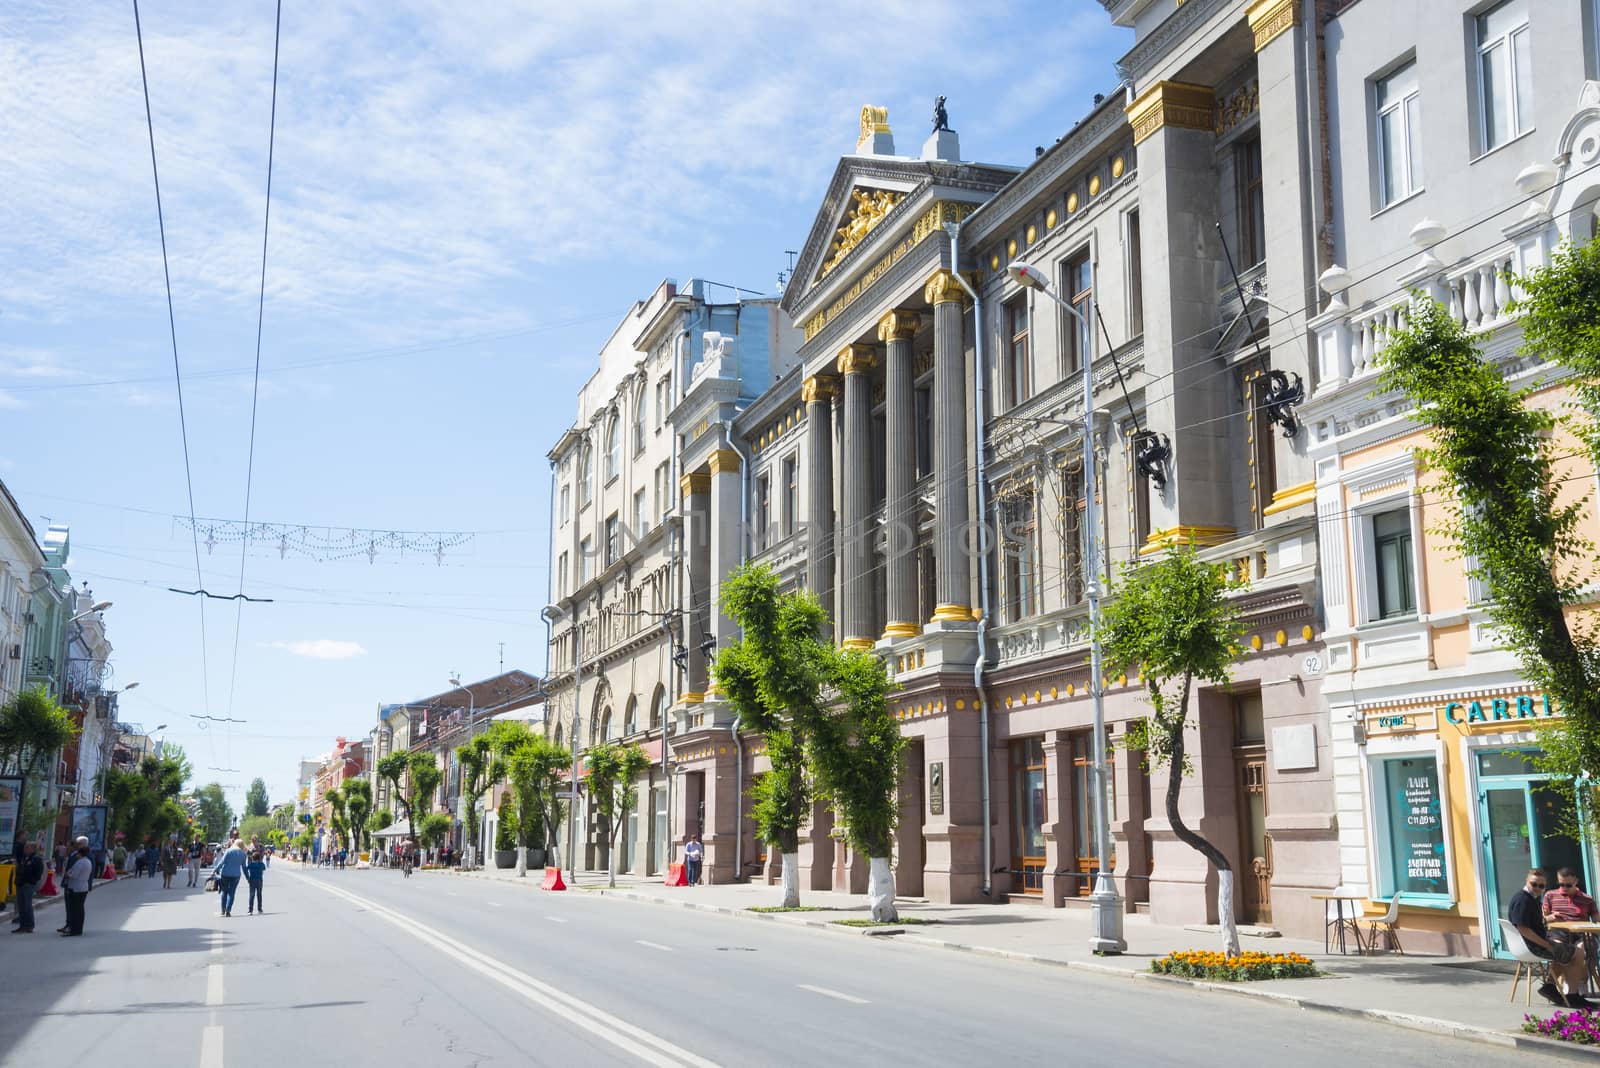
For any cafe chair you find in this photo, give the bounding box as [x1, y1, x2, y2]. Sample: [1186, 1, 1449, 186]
[1499, 919, 1551, 1006]
[1363, 893, 1404, 955]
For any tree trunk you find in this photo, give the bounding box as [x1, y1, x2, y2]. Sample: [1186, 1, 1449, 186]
[780, 852, 800, 908]
[868, 857, 897, 922]
[1160, 675, 1240, 957]
[514, 845, 527, 878]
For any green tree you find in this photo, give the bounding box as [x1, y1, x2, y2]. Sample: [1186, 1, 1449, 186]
[238, 814, 275, 845]
[1101, 544, 1247, 956]
[267, 828, 288, 850]
[244, 777, 270, 817]
[418, 812, 452, 857]
[494, 802, 517, 853]
[713, 564, 831, 906]
[0, 686, 79, 854]
[410, 754, 443, 816]
[455, 733, 503, 869]
[495, 723, 569, 878]
[191, 782, 233, 844]
[377, 752, 441, 848]
[810, 647, 903, 921]
[584, 742, 650, 887]
[1381, 276, 1600, 817]
[344, 779, 373, 853]
[366, 808, 393, 838]
[323, 786, 348, 853]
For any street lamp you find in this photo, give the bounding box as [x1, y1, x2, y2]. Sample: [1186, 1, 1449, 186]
[67, 601, 112, 624]
[1008, 259, 1126, 955]
[447, 675, 477, 867]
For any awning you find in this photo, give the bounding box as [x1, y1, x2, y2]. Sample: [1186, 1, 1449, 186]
[370, 821, 415, 839]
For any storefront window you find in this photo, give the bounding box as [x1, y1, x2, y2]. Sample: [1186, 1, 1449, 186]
[1378, 755, 1450, 901]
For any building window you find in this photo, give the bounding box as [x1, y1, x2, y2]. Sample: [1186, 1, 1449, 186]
[1001, 488, 1037, 623]
[1010, 736, 1047, 895]
[1125, 210, 1143, 338]
[1071, 729, 1115, 895]
[557, 552, 569, 596]
[1131, 442, 1152, 556]
[655, 377, 669, 428]
[1376, 60, 1423, 207]
[634, 488, 648, 540]
[914, 384, 934, 479]
[782, 455, 797, 539]
[654, 461, 670, 520]
[1478, 0, 1532, 152]
[624, 696, 638, 736]
[579, 447, 593, 508]
[649, 685, 665, 729]
[633, 383, 647, 455]
[1374, 755, 1450, 900]
[600, 706, 613, 743]
[579, 536, 593, 583]
[559, 484, 571, 525]
[605, 415, 621, 483]
[1063, 251, 1093, 374]
[1004, 295, 1030, 409]
[1247, 372, 1277, 530]
[755, 473, 771, 551]
[1061, 467, 1085, 606]
[604, 514, 621, 567]
[1235, 136, 1265, 267]
[1373, 507, 1417, 619]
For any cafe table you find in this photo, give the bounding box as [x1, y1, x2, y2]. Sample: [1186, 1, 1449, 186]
[1310, 893, 1369, 955]
[1548, 920, 1600, 991]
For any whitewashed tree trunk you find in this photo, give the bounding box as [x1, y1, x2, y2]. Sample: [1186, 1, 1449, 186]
[514, 845, 527, 878]
[1217, 868, 1241, 957]
[868, 857, 897, 922]
[780, 852, 800, 908]
[608, 825, 618, 888]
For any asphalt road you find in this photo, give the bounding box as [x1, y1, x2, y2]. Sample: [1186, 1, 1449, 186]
[0, 865, 1532, 1066]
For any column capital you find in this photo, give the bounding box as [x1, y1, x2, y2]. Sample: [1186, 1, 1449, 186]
[802, 374, 838, 403]
[1125, 80, 1214, 146]
[679, 471, 711, 498]
[923, 269, 971, 307]
[708, 448, 741, 475]
[1246, 0, 1297, 51]
[877, 309, 922, 342]
[836, 344, 878, 376]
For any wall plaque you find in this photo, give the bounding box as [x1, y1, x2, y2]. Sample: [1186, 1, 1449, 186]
[929, 762, 945, 816]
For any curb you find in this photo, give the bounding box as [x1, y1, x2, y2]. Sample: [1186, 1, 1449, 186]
[562, 883, 1596, 1060]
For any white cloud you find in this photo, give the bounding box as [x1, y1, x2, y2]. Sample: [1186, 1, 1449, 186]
[267, 639, 367, 660]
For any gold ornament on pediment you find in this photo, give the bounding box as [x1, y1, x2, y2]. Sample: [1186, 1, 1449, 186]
[858, 105, 891, 148]
[820, 187, 904, 277]
[1214, 79, 1259, 137]
[877, 309, 921, 342]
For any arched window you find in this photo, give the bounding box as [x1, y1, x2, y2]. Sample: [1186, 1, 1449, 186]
[623, 695, 638, 736]
[600, 706, 614, 742]
[579, 445, 594, 507]
[554, 722, 563, 748]
[649, 684, 666, 730]
[604, 413, 621, 482]
[633, 382, 647, 455]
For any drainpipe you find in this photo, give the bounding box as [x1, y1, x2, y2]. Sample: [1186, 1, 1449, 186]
[721, 419, 750, 882]
[943, 220, 994, 898]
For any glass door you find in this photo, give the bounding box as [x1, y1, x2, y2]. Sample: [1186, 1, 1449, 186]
[1481, 786, 1533, 957]
[1010, 738, 1046, 895]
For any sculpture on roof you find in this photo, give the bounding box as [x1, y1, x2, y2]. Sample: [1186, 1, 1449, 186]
[932, 95, 950, 133]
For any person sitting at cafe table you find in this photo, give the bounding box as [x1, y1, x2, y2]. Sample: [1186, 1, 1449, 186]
[1512, 868, 1594, 1009]
[1544, 868, 1600, 923]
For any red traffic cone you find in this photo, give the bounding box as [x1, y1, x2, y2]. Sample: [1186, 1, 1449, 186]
[37, 869, 58, 897]
[101, 861, 116, 881]
[540, 865, 567, 891]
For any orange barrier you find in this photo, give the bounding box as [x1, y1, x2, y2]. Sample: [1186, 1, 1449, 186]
[541, 865, 567, 891]
[664, 862, 687, 887]
[37, 869, 58, 897]
[101, 862, 116, 881]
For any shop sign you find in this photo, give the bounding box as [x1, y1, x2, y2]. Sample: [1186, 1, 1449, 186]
[1365, 709, 1437, 737]
[1384, 756, 1448, 896]
[1444, 693, 1558, 726]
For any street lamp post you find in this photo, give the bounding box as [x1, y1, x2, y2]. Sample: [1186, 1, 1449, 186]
[567, 626, 582, 883]
[447, 675, 476, 867]
[1007, 260, 1126, 955]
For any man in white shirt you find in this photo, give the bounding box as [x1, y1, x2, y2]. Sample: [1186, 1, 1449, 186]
[61, 837, 93, 936]
[684, 835, 704, 886]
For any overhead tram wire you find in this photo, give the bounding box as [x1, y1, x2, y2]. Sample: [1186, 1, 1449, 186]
[226, 0, 285, 742]
[132, 0, 213, 743]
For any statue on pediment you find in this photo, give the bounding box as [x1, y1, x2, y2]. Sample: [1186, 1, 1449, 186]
[821, 187, 903, 276]
[933, 96, 949, 133]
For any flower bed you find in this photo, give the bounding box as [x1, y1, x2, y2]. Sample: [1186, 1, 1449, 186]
[1524, 1009, 1600, 1045]
[1150, 950, 1318, 982]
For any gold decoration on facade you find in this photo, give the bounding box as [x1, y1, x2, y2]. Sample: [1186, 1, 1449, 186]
[923, 269, 970, 307]
[883, 621, 922, 639]
[877, 309, 921, 342]
[1045, 208, 1058, 229]
[1301, 624, 1314, 641]
[858, 105, 891, 148]
[708, 448, 742, 475]
[836, 344, 878, 376]
[821, 188, 905, 277]
[1007, 238, 1018, 257]
[1088, 175, 1101, 197]
[931, 603, 974, 622]
[990, 253, 1001, 271]
[1214, 79, 1260, 136]
[841, 637, 874, 651]
[1067, 191, 1079, 213]
[1111, 155, 1125, 179]
[1139, 524, 1235, 554]
[679, 471, 711, 497]
[681, 691, 705, 704]
[1246, 0, 1297, 51]
[1263, 479, 1316, 515]
[802, 201, 975, 341]
[1025, 224, 1037, 245]
[1125, 80, 1215, 145]
[1275, 629, 1288, 647]
[1249, 635, 1263, 651]
[801, 374, 837, 403]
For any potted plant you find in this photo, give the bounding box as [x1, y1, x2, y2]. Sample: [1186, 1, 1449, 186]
[494, 807, 518, 869]
[525, 805, 546, 870]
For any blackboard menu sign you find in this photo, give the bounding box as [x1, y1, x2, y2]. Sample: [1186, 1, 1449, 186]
[1385, 756, 1448, 896]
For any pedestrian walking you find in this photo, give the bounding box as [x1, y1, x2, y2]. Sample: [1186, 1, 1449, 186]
[245, 851, 266, 915]
[186, 843, 201, 887]
[160, 841, 179, 889]
[684, 834, 704, 886]
[212, 838, 248, 918]
[60, 837, 92, 936]
[12, 842, 44, 934]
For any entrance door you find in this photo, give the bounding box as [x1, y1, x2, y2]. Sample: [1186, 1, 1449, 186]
[1010, 737, 1046, 895]
[1072, 730, 1116, 895]
[1233, 694, 1271, 924]
[1479, 749, 1593, 958]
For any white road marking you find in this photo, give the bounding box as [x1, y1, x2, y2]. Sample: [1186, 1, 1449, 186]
[545, 915, 568, 923]
[200, 1025, 224, 1068]
[292, 871, 715, 1067]
[205, 964, 225, 1007]
[635, 940, 673, 952]
[797, 984, 868, 1005]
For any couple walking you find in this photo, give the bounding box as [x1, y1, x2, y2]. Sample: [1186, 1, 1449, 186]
[211, 838, 267, 917]
[13, 837, 93, 936]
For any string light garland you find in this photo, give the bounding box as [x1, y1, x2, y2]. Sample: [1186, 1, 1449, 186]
[174, 515, 474, 565]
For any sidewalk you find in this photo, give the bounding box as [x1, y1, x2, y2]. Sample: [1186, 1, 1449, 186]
[456, 864, 1592, 1058]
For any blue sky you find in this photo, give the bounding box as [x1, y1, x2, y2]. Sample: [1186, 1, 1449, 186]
[0, 1, 1130, 808]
